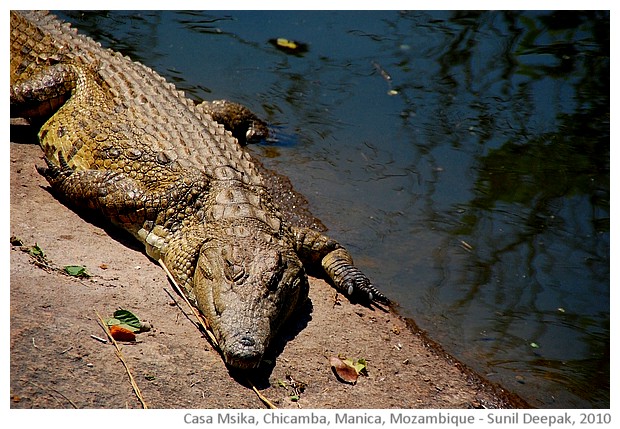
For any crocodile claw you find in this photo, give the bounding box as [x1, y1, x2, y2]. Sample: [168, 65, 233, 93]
[322, 247, 390, 306]
[366, 283, 390, 305]
[37, 151, 73, 182]
[342, 267, 390, 305]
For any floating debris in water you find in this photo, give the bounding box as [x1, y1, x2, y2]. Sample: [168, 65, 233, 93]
[372, 60, 399, 95]
[269, 38, 308, 55]
[372, 60, 392, 82]
[459, 240, 474, 252]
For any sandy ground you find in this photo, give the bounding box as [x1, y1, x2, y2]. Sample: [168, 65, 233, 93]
[9, 126, 530, 409]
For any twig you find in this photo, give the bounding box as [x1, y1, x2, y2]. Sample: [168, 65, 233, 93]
[90, 334, 108, 343]
[94, 309, 148, 409]
[158, 259, 219, 348]
[249, 380, 278, 409]
[59, 346, 73, 355]
[459, 239, 473, 252]
[28, 381, 78, 409]
[163, 287, 202, 331]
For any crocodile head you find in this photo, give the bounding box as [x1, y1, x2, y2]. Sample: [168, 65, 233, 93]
[193, 234, 309, 370]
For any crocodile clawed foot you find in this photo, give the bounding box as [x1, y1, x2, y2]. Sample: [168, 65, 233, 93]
[365, 284, 391, 306]
[342, 269, 390, 306]
[322, 247, 391, 306]
[365, 282, 391, 306]
[37, 151, 74, 183]
[197, 99, 270, 145]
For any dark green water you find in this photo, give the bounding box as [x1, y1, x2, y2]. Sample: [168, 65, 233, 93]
[55, 10, 610, 408]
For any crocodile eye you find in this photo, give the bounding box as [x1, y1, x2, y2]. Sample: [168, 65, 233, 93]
[224, 259, 246, 284]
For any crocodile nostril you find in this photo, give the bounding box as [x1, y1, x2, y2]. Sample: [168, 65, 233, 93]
[239, 336, 256, 347]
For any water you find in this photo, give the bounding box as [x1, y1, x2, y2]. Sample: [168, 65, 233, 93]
[55, 10, 610, 408]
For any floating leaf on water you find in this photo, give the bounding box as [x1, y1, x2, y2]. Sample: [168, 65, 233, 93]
[268, 37, 308, 55]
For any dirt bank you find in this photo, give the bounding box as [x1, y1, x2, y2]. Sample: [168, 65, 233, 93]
[10, 133, 529, 409]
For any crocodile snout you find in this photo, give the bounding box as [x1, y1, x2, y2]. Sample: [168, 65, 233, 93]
[222, 333, 265, 370]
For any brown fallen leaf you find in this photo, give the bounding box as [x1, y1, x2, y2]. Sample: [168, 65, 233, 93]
[109, 324, 136, 342]
[329, 356, 359, 384]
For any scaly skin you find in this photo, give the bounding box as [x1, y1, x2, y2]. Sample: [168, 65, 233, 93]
[10, 10, 389, 370]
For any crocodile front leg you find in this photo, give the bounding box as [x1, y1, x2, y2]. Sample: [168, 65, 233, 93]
[292, 227, 389, 305]
[37, 152, 152, 225]
[37, 152, 209, 304]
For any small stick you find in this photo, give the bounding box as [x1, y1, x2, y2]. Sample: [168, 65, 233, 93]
[249, 380, 277, 409]
[95, 309, 148, 409]
[90, 334, 108, 343]
[459, 239, 473, 252]
[163, 288, 201, 329]
[28, 381, 78, 409]
[59, 346, 73, 355]
[158, 259, 219, 348]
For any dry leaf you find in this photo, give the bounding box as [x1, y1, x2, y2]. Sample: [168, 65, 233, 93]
[343, 357, 368, 375]
[109, 325, 136, 341]
[329, 356, 359, 384]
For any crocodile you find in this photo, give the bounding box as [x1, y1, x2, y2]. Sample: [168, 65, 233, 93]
[10, 10, 389, 370]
